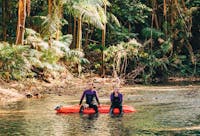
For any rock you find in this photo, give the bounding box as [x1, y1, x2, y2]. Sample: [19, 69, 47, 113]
[25, 93, 33, 98]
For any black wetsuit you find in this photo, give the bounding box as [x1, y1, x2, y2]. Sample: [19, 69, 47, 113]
[79, 89, 100, 113]
[110, 92, 123, 115]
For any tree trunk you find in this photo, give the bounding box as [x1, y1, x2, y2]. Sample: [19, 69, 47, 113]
[181, 0, 187, 11]
[128, 22, 131, 33]
[76, 15, 82, 76]
[101, 4, 107, 77]
[163, 0, 168, 37]
[89, 26, 94, 42]
[174, 0, 178, 5]
[26, 0, 31, 16]
[163, 0, 167, 17]
[71, 17, 77, 49]
[68, 15, 72, 34]
[76, 15, 82, 50]
[152, 0, 159, 29]
[2, 0, 7, 41]
[48, 0, 52, 15]
[185, 41, 195, 64]
[101, 26, 106, 77]
[56, 2, 63, 40]
[16, 0, 27, 45]
[56, 29, 60, 40]
[48, 0, 53, 46]
[84, 24, 89, 47]
[170, 0, 177, 25]
[154, 14, 159, 29]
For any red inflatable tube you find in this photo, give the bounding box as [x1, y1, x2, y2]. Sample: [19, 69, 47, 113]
[55, 105, 136, 114]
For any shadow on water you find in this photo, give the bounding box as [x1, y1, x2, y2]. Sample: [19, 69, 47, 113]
[1, 85, 200, 135]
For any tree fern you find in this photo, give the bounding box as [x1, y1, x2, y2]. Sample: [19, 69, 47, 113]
[0, 43, 31, 80]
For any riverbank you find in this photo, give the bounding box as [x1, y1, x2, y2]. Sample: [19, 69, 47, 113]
[0, 75, 200, 104]
[0, 74, 118, 103]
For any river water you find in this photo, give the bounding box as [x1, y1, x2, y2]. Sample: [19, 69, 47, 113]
[0, 85, 200, 136]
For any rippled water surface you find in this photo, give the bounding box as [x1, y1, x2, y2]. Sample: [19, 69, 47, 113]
[1, 85, 200, 136]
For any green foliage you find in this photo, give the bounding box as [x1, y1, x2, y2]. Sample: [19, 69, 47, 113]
[160, 39, 172, 54]
[41, 1, 67, 38]
[59, 35, 73, 47]
[0, 27, 87, 80]
[63, 49, 89, 73]
[142, 27, 164, 39]
[107, 13, 120, 27]
[0, 0, 200, 82]
[139, 52, 170, 83]
[63, 49, 89, 64]
[168, 54, 199, 76]
[0, 27, 2, 40]
[25, 28, 41, 38]
[105, 24, 137, 44]
[0, 42, 65, 80]
[138, 37, 173, 83]
[27, 16, 46, 32]
[127, 2, 152, 24]
[40, 49, 60, 64]
[0, 43, 32, 80]
[111, 0, 151, 25]
[186, 0, 200, 7]
[30, 0, 48, 16]
[194, 53, 200, 75]
[66, 0, 109, 30]
[28, 48, 64, 72]
[104, 39, 142, 76]
[41, 15, 61, 38]
[100, 0, 152, 45]
[88, 44, 107, 52]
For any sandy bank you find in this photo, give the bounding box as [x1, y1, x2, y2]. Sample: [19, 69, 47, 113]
[0, 76, 200, 104]
[0, 87, 24, 103]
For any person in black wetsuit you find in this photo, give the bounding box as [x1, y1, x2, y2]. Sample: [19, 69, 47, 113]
[109, 87, 123, 116]
[79, 81, 100, 114]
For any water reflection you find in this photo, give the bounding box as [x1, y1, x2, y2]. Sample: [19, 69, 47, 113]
[80, 114, 99, 134]
[108, 117, 130, 136]
[1, 87, 200, 135]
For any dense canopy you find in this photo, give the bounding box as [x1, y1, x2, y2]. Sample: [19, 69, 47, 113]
[0, 0, 199, 83]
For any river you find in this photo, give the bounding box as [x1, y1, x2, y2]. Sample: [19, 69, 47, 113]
[0, 85, 200, 136]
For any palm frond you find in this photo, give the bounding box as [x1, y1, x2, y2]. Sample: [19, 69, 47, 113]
[107, 13, 120, 27]
[71, 0, 107, 29]
[64, 50, 86, 64]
